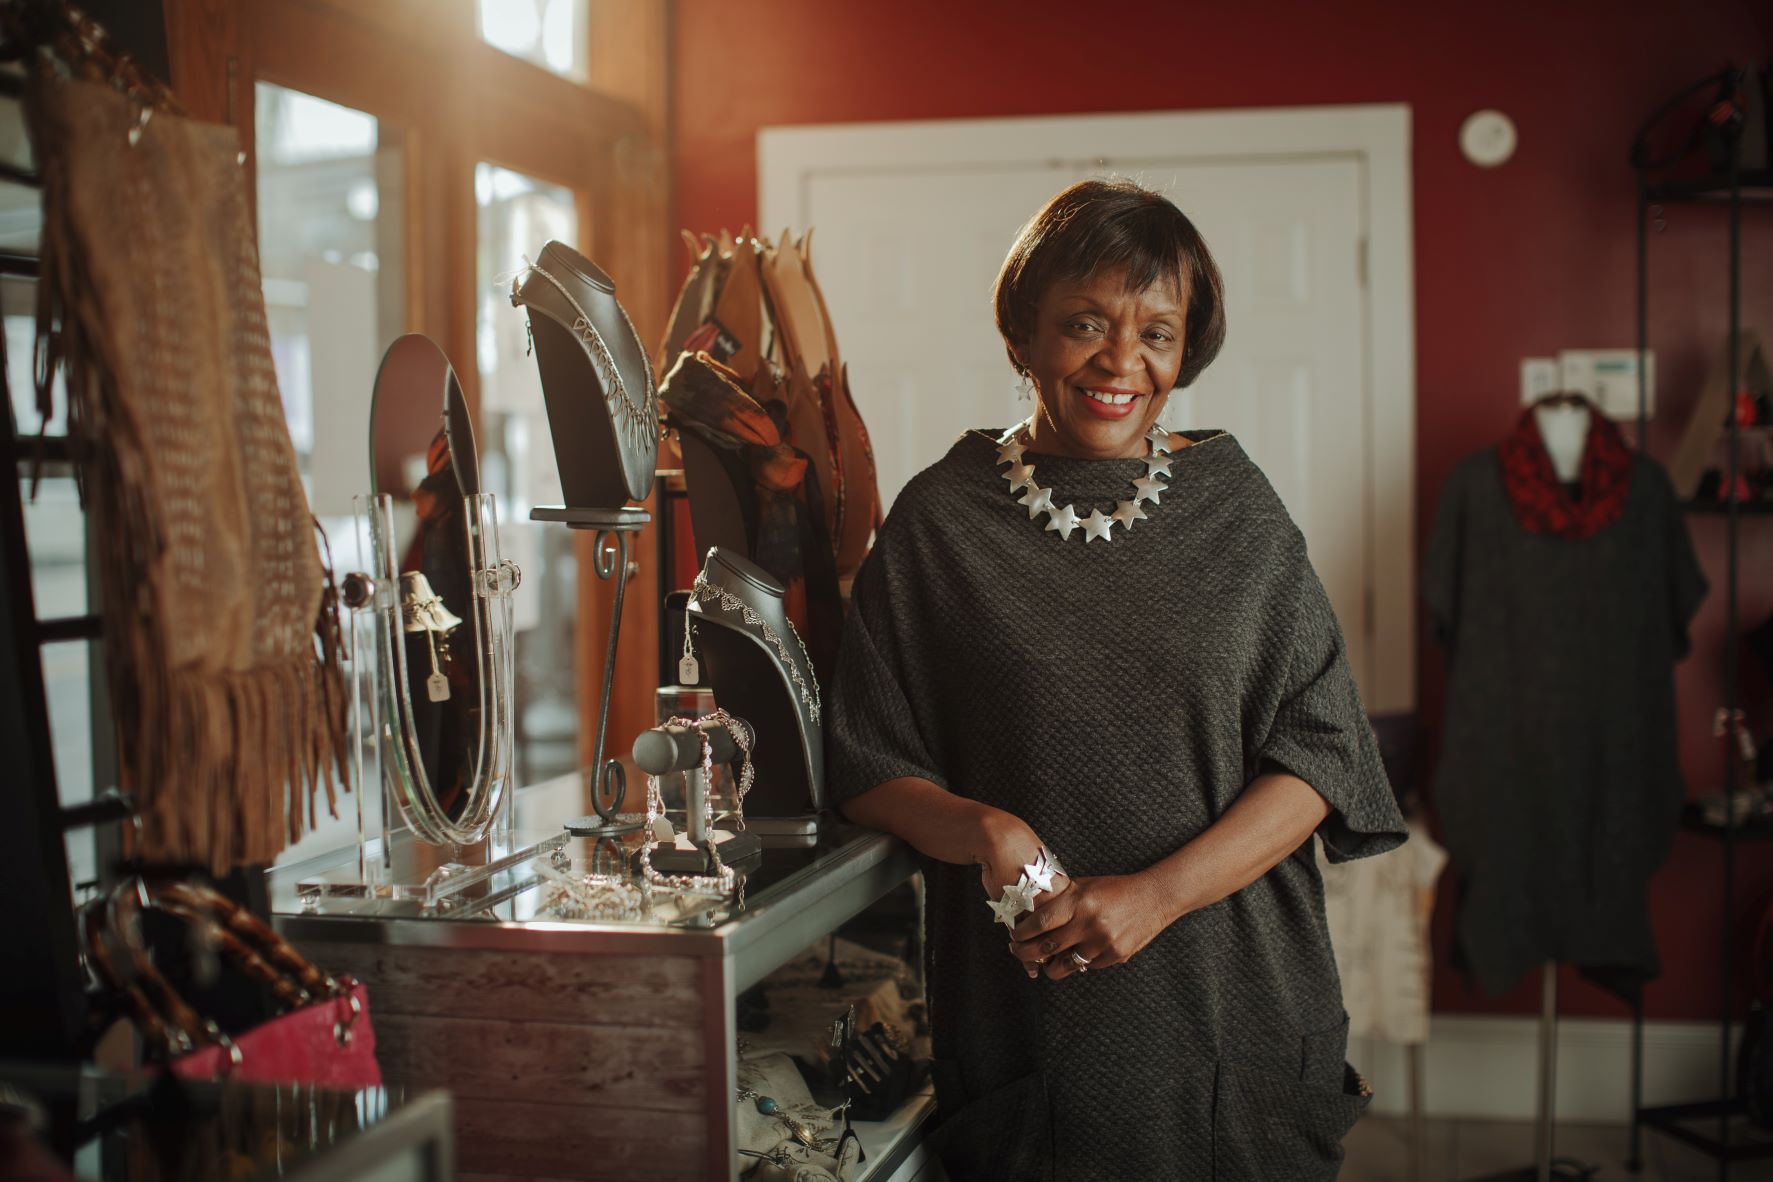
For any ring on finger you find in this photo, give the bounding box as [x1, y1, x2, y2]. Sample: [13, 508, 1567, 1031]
[1068, 951, 1091, 972]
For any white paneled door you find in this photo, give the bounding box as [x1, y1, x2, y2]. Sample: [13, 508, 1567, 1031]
[767, 113, 1409, 707]
[794, 165, 1081, 509]
[1158, 156, 1367, 684]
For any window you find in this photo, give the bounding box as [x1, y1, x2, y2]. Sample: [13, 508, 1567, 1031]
[0, 3, 666, 883]
[477, 0, 589, 83]
[5, 311, 101, 893]
[475, 164, 580, 784]
[254, 82, 405, 516]
[189, 0, 667, 860]
[255, 82, 406, 861]
[2, 98, 102, 895]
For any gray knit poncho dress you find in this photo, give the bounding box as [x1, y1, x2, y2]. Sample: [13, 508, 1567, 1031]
[827, 428, 1407, 1180]
[1422, 448, 1705, 1002]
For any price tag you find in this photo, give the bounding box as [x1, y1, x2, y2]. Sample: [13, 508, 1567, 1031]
[423, 630, 450, 702]
[678, 655, 700, 683]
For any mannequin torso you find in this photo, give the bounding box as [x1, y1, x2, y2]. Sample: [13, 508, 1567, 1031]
[1533, 401, 1591, 485]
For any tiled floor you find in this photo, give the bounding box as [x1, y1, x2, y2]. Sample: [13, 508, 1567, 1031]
[1344, 1116, 1773, 1181]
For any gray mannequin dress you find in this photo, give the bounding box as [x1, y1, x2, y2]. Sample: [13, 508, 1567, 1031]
[1421, 448, 1705, 1001]
[826, 429, 1406, 1181]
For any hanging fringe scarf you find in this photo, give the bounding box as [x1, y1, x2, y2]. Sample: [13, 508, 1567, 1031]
[27, 68, 351, 873]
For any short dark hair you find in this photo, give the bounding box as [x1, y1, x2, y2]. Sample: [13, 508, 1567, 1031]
[992, 178, 1226, 390]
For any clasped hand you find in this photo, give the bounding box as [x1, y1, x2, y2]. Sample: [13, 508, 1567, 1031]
[1007, 873, 1169, 980]
[977, 813, 1169, 980]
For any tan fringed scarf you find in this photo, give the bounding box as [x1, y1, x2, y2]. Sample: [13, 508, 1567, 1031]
[28, 72, 351, 873]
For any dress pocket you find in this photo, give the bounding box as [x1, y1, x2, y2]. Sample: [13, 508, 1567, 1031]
[1211, 1058, 1364, 1182]
[1300, 1014, 1351, 1085]
[924, 1063, 1053, 1182]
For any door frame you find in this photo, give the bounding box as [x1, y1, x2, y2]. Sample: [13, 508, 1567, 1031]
[758, 104, 1416, 713]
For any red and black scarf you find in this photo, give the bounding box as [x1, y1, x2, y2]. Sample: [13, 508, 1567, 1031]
[1497, 402, 1633, 539]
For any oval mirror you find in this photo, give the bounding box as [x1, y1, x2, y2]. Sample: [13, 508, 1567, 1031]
[368, 334, 511, 845]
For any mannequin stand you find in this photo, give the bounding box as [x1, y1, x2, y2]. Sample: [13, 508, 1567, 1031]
[1466, 962, 1598, 1181]
[1409, 1042, 1426, 1182]
[532, 505, 650, 836]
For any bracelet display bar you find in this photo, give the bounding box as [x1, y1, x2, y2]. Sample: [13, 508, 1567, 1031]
[634, 719, 763, 872]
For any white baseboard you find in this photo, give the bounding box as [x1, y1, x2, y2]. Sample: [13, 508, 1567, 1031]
[1352, 1016, 1741, 1123]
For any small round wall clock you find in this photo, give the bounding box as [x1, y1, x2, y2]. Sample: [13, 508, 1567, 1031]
[1460, 109, 1517, 168]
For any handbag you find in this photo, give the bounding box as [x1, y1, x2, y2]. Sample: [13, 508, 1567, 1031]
[84, 879, 381, 1089]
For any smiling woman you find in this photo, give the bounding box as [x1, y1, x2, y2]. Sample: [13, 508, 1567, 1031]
[828, 177, 1404, 1180]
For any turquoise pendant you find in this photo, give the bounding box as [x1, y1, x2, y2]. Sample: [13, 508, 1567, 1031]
[754, 1095, 780, 1115]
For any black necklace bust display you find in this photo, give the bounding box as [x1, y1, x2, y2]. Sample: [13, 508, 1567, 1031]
[687, 547, 825, 819]
[510, 240, 659, 508]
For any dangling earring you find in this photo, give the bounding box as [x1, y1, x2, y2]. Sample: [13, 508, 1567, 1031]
[1016, 369, 1034, 402]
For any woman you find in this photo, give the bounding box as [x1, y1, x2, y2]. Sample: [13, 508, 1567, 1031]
[827, 178, 1405, 1180]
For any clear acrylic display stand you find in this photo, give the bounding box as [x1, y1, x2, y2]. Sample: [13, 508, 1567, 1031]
[298, 492, 564, 907]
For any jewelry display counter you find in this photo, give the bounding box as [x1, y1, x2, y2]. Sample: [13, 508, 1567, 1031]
[268, 769, 933, 1182]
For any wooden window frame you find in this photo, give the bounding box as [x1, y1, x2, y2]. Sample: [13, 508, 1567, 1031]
[164, 0, 672, 781]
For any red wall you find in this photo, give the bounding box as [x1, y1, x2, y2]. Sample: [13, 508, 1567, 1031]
[670, 0, 1773, 1021]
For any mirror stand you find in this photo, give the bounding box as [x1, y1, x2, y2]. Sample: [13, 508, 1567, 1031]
[296, 492, 566, 908]
[529, 505, 651, 837]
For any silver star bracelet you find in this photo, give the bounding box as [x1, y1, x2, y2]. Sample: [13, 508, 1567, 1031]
[985, 845, 1068, 931]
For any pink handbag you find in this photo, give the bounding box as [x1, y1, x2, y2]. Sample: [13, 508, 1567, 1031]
[168, 978, 379, 1089]
[85, 879, 381, 1089]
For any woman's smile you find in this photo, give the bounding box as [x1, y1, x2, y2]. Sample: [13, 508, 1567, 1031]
[1076, 384, 1146, 419]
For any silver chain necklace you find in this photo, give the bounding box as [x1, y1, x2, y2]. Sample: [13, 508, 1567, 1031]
[515, 262, 660, 446]
[689, 573, 822, 723]
[995, 418, 1174, 542]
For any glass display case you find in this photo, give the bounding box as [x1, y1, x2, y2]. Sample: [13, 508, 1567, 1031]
[0, 1061, 452, 1182]
[270, 770, 933, 1182]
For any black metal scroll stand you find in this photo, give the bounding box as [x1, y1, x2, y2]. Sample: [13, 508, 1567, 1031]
[531, 505, 649, 836]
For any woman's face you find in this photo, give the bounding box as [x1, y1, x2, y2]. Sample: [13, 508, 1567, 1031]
[1018, 266, 1187, 460]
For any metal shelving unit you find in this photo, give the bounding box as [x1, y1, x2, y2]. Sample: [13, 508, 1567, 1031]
[0, 1, 188, 1064]
[0, 59, 122, 1064]
[1627, 69, 1773, 1179]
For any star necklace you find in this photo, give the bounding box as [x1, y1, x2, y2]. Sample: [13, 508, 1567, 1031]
[994, 418, 1173, 542]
